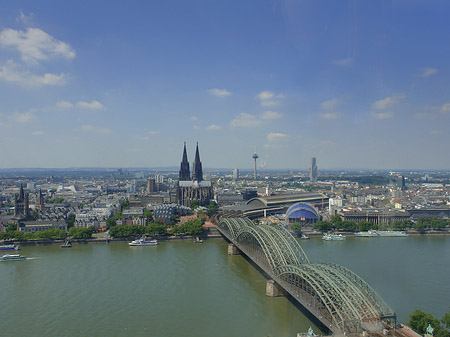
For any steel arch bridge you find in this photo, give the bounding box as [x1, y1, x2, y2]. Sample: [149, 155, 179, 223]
[217, 217, 396, 336]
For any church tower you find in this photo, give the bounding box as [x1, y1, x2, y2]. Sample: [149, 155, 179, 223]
[14, 184, 30, 218]
[192, 142, 203, 182]
[176, 142, 213, 207]
[179, 142, 191, 181]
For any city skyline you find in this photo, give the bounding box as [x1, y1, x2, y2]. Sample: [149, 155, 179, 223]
[1, 1, 450, 170]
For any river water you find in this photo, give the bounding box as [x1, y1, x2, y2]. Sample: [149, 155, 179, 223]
[0, 236, 449, 337]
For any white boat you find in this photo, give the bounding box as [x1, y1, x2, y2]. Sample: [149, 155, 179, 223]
[300, 234, 310, 240]
[377, 230, 409, 237]
[322, 233, 346, 241]
[355, 230, 379, 237]
[129, 237, 158, 246]
[1, 254, 26, 261]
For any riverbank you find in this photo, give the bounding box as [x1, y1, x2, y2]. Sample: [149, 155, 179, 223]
[1, 227, 224, 246]
[301, 229, 450, 237]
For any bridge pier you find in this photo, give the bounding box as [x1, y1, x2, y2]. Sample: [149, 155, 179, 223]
[266, 280, 285, 297]
[227, 243, 241, 255]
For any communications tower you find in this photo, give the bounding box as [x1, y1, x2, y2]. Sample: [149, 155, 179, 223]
[252, 148, 258, 180]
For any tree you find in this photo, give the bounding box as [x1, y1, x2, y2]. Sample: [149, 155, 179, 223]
[290, 223, 302, 234]
[68, 227, 93, 239]
[442, 308, 450, 330]
[109, 225, 144, 238]
[143, 209, 153, 223]
[33, 228, 67, 240]
[207, 201, 219, 216]
[66, 214, 76, 229]
[314, 221, 333, 232]
[120, 199, 130, 210]
[146, 223, 167, 236]
[408, 310, 439, 335]
[190, 200, 199, 210]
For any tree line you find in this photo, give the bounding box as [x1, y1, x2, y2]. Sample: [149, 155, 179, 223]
[313, 215, 449, 232]
[0, 227, 93, 240]
[108, 218, 205, 238]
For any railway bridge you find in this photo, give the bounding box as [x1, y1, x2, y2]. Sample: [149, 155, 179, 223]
[217, 217, 396, 336]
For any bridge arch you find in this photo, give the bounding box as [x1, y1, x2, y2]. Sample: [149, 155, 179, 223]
[217, 217, 396, 335]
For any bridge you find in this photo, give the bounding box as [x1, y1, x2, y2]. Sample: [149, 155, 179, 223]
[217, 217, 396, 336]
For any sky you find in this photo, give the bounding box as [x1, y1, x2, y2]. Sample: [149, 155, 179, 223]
[0, 0, 449, 170]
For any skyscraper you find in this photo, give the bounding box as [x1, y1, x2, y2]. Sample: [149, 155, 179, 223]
[310, 157, 318, 182]
[233, 168, 240, 180]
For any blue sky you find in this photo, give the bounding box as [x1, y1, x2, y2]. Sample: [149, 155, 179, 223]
[0, 0, 449, 170]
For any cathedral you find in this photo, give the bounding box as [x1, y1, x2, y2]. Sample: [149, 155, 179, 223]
[176, 143, 214, 207]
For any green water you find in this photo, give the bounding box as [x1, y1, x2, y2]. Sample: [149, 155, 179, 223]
[1, 236, 449, 336]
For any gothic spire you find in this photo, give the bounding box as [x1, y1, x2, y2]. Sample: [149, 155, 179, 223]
[192, 142, 203, 182]
[19, 184, 24, 200]
[179, 142, 191, 181]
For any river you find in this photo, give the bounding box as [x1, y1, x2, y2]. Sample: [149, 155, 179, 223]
[0, 236, 449, 337]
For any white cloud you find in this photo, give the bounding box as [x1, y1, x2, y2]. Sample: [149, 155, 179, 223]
[430, 130, 441, 135]
[0, 60, 66, 86]
[56, 100, 105, 110]
[206, 124, 222, 131]
[32, 130, 45, 136]
[0, 28, 75, 65]
[256, 91, 286, 107]
[440, 103, 450, 114]
[190, 116, 199, 121]
[423, 67, 438, 78]
[208, 88, 232, 97]
[229, 113, 262, 128]
[332, 57, 353, 67]
[10, 111, 34, 123]
[260, 111, 283, 120]
[257, 91, 275, 100]
[319, 98, 340, 110]
[81, 124, 111, 134]
[56, 100, 74, 109]
[148, 130, 160, 135]
[322, 113, 340, 120]
[267, 132, 288, 141]
[76, 100, 105, 110]
[374, 112, 393, 120]
[261, 100, 280, 107]
[372, 94, 405, 110]
[193, 125, 200, 130]
[16, 11, 35, 26]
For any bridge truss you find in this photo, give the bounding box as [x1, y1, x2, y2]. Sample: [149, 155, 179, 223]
[218, 217, 396, 335]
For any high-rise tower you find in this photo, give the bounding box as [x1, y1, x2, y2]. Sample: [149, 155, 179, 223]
[179, 142, 190, 181]
[310, 157, 318, 182]
[252, 149, 258, 180]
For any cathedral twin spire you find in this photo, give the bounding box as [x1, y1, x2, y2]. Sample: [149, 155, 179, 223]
[179, 142, 203, 182]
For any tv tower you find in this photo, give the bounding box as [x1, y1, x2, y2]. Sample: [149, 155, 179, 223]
[252, 147, 258, 180]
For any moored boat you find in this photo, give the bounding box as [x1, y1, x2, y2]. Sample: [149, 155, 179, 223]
[354, 230, 379, 237]
[0, 244, 19, 251]
[1, 254, 26, 261]
[377, 230, 409, 237]
[129, 237, 158, 246]
[322, 233, 346, 241]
